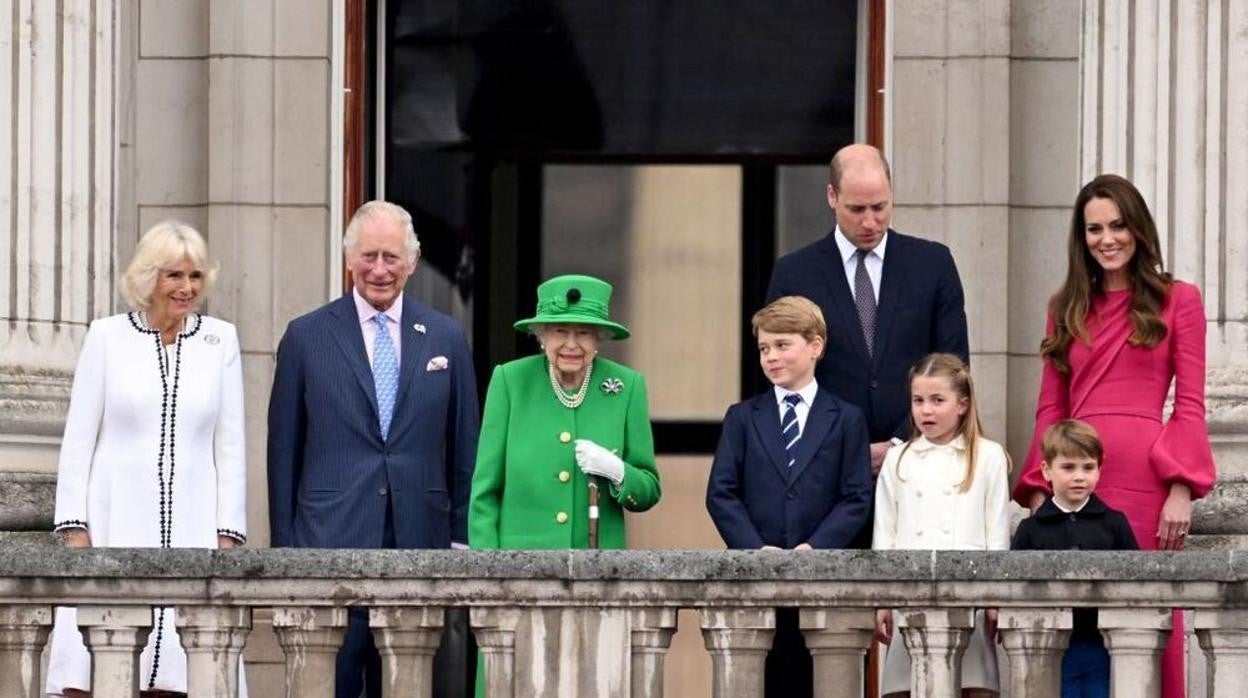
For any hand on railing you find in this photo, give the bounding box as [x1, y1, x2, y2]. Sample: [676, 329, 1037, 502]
[62, 529, 91, 548]
[217, 535, 241, 549]
[874, 609, 893, 645]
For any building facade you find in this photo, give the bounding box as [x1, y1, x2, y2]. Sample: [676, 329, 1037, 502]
[2, 0, 1246, 694]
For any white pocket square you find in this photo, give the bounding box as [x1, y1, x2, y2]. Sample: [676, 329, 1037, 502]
[426, 356, 449, 371]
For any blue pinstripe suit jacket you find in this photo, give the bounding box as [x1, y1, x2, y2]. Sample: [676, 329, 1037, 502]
[266, 293, 480, 549]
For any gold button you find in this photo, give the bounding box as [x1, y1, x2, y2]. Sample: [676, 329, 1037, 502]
[559, 431, 572, 443]
[556, 512, 569, 524]
[558, 471, 571, 483]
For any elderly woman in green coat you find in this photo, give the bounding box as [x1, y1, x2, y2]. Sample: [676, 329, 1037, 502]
[469, 274, 661, 551]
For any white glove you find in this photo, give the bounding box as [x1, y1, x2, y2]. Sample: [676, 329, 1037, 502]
[574, 439, 625, 485]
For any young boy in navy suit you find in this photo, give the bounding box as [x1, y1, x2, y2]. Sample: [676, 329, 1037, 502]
[1012, 419, 1137, 698]
[706, 295, 873, 697]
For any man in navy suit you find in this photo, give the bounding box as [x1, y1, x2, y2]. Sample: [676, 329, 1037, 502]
[267, 200, 480, 698]
[707, 296, 872, 697]
[767, 144, 969, 480]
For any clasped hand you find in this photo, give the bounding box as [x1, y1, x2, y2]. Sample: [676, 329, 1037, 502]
[574, 439, 625, 485]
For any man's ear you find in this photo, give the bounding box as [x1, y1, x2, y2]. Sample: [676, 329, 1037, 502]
[826, 184, 838, 210]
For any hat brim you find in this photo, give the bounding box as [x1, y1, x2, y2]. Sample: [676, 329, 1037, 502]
[513, 315, 630, 340]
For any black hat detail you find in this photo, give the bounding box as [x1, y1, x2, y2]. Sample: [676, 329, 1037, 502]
[567, 288, 581, 304]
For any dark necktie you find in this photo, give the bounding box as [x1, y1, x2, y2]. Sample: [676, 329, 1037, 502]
[854, 249, 877, 355]
[781, 393, 802, 468]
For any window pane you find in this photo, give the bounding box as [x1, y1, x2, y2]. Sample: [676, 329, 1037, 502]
[776, 165, 832, 256]
[543, 165, 741, 420]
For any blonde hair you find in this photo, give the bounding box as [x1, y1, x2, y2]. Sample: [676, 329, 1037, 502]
[343, 200, 421, 263]
[751, 296, 827, 358]
[898, 353, 985, 493]
[120, 220, 218, 311]
[1042, 419, 1104, 465]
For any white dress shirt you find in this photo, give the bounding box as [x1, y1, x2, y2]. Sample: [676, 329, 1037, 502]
[353, 288, 403, 368]
[833, 226, 887, 304]
[773, 378, 819, 436]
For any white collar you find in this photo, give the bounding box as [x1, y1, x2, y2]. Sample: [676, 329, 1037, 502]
[773, 378, 819, 408]
[909, 434, 967, 453]
[833, 225, 889, 265]
[1051, 496, 1090, 514]
[353, 288, 403, 325]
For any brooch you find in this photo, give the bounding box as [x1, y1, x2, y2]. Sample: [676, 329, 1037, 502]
[204, 334, 220, 345]
[601, 377, 623, 395]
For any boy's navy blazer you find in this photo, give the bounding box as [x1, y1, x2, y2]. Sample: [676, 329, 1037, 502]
[706, 386, 872, 549]
[267, 292, 480, 550]
[767, 230, 968, 442]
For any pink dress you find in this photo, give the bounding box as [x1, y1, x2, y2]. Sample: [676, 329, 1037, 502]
[1014, 281, 1216, 698]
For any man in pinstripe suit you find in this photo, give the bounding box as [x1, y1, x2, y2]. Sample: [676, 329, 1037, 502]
[267, 200, 480, 698]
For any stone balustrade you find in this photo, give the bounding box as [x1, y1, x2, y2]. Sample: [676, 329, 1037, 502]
[1, 547, 1246, 697]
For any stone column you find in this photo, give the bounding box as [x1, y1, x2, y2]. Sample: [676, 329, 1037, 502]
[470, 607, 522, 698]
[997, 608, 1072, 698]
[271, 607, 348, 698]
[0, 605, 53, 698]
[698, 608, 774, 698]
[1193, 609, 1248, 698]
[895, 607, 975, 698]
[888, 0, 1012, 439]
[798, 608, 874, 697]
[175, 605, 251, 698]
[629, 608, 678, 698]
[369, 606, 444, 698]
[1080, 0, 1248, 551]
[1099, 608, 1171, 698]
[1, 0, 118, 537]
[76, 605, 154, 697]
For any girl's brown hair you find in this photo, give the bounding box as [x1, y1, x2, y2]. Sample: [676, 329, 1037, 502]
[1041, 174, 1172, 374]
[899, 353, 984, 493]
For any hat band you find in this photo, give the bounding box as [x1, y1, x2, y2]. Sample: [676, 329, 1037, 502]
[536, 296, 610, 319]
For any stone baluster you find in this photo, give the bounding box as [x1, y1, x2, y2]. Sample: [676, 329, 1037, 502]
[369, 606, 445, 698]
[271, 607, 348, 698]
[470, 607, 522, 698]
[699, 608, 775, 698]
[76, 605, 154, 697]
[1193, 609, 1248, 698]
[1099, 608, 1171, 698]
[0, 605, 53, 698]
[629, 608, 679, 698]
[175, 606, 251, 698]
[895, 607, 975, 698]
[997, 608, 1072, 698]
[798, 608, 875, 698]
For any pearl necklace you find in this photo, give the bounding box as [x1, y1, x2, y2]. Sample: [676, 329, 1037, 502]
[549, 360, 594, 409]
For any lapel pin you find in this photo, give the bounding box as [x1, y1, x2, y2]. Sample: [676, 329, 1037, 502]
[204, 334, 220, 345]
[412, 323, 426, 334]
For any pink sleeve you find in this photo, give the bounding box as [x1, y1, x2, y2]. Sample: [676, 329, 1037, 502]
[1012, 312, 1071, 507]
[1150, 282, 1216, 499]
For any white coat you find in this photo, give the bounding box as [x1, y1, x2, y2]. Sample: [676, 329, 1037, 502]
[872, 434, 1011, 694]
[46, 312, 247, 695]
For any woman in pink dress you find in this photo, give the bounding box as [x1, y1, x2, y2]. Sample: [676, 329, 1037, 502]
[1013, 174, 1216, 698]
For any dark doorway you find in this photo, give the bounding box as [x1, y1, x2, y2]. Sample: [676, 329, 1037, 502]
[363, 0, 870, 450]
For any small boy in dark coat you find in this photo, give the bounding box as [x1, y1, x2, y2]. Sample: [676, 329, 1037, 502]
[1012, 419, 1138, 698]
[707, 296, 872, 698]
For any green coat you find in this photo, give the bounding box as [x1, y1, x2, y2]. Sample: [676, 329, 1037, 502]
[468, 355, 661, 549]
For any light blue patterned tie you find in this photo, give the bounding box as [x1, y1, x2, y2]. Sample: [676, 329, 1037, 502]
[372, 313, 398, 440]
[781, 393, 802, 468]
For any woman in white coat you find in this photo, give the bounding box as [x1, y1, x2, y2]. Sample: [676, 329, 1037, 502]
[46, 221, 247, 697]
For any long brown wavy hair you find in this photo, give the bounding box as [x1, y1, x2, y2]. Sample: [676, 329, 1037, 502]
[1040, 174, 1172, 374]
[899, 353, 985, 493]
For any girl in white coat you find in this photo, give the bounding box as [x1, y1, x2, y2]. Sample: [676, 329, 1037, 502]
[873, 353, 1010, 698]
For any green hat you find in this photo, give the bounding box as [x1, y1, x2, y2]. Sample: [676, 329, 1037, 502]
[513, 274, 630, 340]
